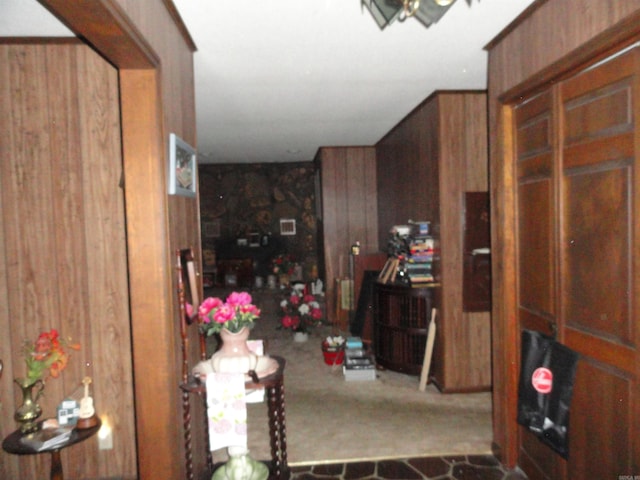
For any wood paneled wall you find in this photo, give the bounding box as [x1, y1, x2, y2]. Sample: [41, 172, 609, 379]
[486, 0, 640, 467]
[376, 95, 439, 247]
[317, 147, 378, 331]
[376, 91, 490, 392]
[0, 42, 135, 479]
[2, 1, 201, 478]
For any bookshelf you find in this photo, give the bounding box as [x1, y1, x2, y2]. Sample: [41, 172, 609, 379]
[373, 282, 436, 375]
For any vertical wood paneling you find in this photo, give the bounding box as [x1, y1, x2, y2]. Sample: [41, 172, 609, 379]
[376, 91, 490, 392]
[31, 1, 201, 477]
[76, 46, 136, 477]
[438, 94, 465, 387]
[487, 0, 640, 468]
[0, 43, 134, 479]
[318, 147, 378, 329]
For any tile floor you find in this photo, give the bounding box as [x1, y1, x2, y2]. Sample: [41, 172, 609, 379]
[288, 455, 528, 480]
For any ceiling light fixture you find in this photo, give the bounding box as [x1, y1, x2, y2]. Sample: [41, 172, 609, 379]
[362, 0, 462, 30]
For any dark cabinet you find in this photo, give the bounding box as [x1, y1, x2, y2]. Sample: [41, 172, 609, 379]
[373, 282, 434, 375]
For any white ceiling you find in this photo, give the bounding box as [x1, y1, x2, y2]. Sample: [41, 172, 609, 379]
[2, 0, 536, 163]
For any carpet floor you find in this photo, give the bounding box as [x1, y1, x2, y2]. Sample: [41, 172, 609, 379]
[209, 289, 493, 467]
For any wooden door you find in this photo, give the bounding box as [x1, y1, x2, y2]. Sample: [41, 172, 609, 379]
[514, 46, 640, 479]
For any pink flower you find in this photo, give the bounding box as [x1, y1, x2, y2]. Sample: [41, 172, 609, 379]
[303, 294, 315, 303]
[213, 304, 235, 324]
[199, 297, 223, 317]
[226, 291, 252, 307]
[311, 307, 323, 320]
[185, 302, 194, 318]
[240, 304, 261, 316]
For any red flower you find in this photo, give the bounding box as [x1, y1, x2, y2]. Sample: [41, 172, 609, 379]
[289, 294, 300, 305]
[281, 314, 301, 330]
[23, 329, 80, 384]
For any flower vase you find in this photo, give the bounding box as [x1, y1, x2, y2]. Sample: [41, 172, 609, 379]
[293, 331, 309, 343]
[210, 327, 258, 374]
[212, 446, 269, 480]
[322, 344, 345, 366]
[14, 378, 45, 434]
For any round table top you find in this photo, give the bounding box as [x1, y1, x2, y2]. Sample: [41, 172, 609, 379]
[181, 355, 285, 393]
[2, 419, 102, 455]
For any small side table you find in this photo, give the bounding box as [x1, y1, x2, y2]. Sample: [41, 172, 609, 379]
[181, 355, 288, 480]
[2, 419, 102, 480]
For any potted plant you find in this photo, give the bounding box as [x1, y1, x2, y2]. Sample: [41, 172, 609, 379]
[270, 253, 297, 287]
[15, 329, 80, 433]
[321, 336, 345, 366]
[197, 291, 262, 373]
[279, 284, 324, 342]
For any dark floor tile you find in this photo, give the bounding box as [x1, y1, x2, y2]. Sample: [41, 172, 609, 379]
[293, 473, 336, 480]
[344, 461, 376, 479]
[313, 463, 345, 476]
[290, 464, 314, 477]
[465, 456, 500, 468]
[451, 461, 504, 480]
[502, 468, 528, 480]
[377, 460, 423, 479]
[407, 456, 451, 477]
[289, 455, 526, 480]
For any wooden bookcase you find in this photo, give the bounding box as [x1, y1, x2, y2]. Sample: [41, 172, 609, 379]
[373, 282, 435, 375]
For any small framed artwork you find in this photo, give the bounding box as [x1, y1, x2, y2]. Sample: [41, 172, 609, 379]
[203, 220, 221, 239]
[249, 232, 260, 247]
[280, 218, 296, 236]
[168, 133, 197, 197]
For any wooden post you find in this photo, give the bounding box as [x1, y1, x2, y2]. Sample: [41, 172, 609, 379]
[419, 308, 437, 392]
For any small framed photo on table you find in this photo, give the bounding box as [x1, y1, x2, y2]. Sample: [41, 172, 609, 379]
[168, 133, 197, 197]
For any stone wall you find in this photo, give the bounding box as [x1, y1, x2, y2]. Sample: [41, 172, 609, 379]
[199, 162, 320, 284]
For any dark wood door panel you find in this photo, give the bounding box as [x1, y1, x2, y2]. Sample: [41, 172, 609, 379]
[519, 309, 556, 337]
[514, 45, 640, 479]
[518, 179, 555, 317]
[558, 46, 640, 474]
[563, 132, 634, 169]
[516, 90, 552, 159]
[568, 359, 632, 478]
[561, 48, 636, 106]
[566, 327, 636, 375]
[519, 427, 564, 480]
[563, 78, 633, 144]
[562, 164, 632, 342]
[517, 152, 554, 179]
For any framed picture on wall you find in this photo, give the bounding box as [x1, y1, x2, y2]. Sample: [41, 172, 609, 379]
[168, 133, 197, 197]
[203, 220, 221, 238]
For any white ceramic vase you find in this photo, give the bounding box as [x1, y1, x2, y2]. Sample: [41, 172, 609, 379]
[293, 331, 309, 343]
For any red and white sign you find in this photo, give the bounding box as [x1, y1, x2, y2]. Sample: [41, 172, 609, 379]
[531, 367, 553, 394]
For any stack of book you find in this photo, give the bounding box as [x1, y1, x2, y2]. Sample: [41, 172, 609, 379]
[343, 337, 376, 381]
[404, 234, 435, 285]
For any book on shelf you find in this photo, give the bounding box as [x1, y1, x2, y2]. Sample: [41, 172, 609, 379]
[20, 426, 73, 451]
[405, 264, 432, 270]
[409, 275, 435, 283]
